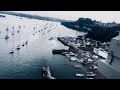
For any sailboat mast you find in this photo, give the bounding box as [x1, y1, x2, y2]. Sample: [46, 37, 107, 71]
[18, 25, 21, 45]
[13, 33, 14, 49]
[27, 29, 28, 41]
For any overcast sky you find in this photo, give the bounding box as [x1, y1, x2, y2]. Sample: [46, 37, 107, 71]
[14, 11, 120, 23]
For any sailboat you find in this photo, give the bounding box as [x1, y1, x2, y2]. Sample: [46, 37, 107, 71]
[11, 26, 14, 35]
[9, 32, 15, 54]
[5, 27, 9, 39]
[16, 27, 21, 50]
[25, 28, 28, 45]
[9, 48, 14, 54]
[22, 42, 25, 46]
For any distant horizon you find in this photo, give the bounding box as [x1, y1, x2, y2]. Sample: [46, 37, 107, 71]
[10, 11, 120, 23]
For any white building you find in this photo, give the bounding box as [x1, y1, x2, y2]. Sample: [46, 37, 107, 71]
[98, 33, 120, 79]
[93, 48, 108, 59]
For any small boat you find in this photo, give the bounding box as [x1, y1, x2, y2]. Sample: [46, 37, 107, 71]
[90, 65, 98, 70]
[61, 52, 69, 55]
[69, 57, 77, 61]
[86, 72, 96, 77]
[86, 78, 94, 79]
[42, 66, 56, 79]
[25, 41, 28, 45]
[48, 37, 53, 40]
[9, 48, 14, 54]
[16, 45, 21, 50]
[5, 35, 9, 39]
[11, 32, 14, 35]
[22, 42, 25, 46]
[74, 64, 81, 69]
[76, 74, 84, 77]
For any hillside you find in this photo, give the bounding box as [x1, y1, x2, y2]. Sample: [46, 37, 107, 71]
[61, 18, 120, 42]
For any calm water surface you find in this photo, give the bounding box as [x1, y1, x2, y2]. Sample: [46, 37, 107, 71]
[0, 14, 87, 79]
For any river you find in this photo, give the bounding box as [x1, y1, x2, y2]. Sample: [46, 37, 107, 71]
[0, 14, 87, 79]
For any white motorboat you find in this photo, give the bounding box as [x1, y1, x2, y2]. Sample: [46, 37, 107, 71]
[76, 74, 84, 77]
[86, 72, 96, 77]
[74, 64, 81, 69]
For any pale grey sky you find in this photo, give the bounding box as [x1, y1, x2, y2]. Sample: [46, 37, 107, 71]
[14, 11, 120, 23]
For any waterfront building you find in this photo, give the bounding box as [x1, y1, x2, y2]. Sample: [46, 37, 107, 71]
[98, 32, 120, 79]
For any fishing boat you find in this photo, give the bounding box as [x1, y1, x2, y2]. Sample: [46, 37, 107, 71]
[42, 66, 56, 79]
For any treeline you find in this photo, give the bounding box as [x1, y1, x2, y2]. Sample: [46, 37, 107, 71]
[86, 28, 119, 42]
[61, 18, 120, 42]
[0, 11, 71, 22]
